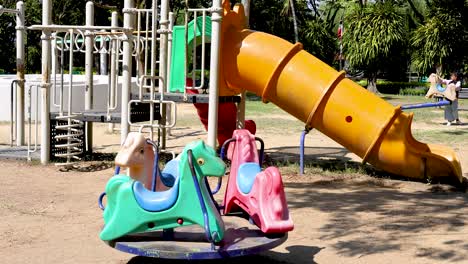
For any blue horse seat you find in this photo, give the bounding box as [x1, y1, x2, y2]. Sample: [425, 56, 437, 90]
[436, 84, 446, 92]
[237, 162, 261, 194]
[160, 159, 179, 187]
[133, 159, 180, 212]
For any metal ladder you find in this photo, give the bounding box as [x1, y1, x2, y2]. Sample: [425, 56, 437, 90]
[52, 115, 84, 166]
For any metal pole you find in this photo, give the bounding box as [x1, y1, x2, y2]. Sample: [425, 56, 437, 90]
[237, 0, 250, 129]
[51, 33, 58, 96]
[207, 0, 223, 148]
[401, 100, 450, 110]
[16, 1, 25, 146]
[100, 30, 108, 75]
[167, 12, 174, 90]
[85, 1, 94, 154]
[339, 39, 343, 71]
[10, 80, 18, 146]
[149, 0, 158, 141]
[166, 12, 174, 136]
[108, 12, 118, 133]
[121, 0, 135, 144]
[40, 0, 52, 164]
[67, 30, 74, 165]
[339, 18, 343, 71]
[159, 0, 169, 149]
[300, 129, 310, 175]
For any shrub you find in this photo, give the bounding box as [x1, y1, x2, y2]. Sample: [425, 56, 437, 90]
[377, 81, 429, 94]
[399, 87, 429, 96]
[355, 80, 430, 94]
[356, 80, 367, 86]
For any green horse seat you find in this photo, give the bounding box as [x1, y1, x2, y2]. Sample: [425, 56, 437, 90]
[100, 140, 226, 244]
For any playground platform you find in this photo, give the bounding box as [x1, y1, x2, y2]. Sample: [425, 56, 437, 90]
[0, 146, 40, 161]
[49, 93, 241, 123]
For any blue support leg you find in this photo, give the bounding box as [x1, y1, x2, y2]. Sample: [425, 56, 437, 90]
[300, 129, 310, 176]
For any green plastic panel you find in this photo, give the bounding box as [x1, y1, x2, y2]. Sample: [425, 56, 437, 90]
[169, 16, 212, 93]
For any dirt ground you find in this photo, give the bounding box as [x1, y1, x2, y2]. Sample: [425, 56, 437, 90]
[1, 104, 468, 264]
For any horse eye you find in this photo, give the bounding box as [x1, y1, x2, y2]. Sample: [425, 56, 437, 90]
[139, 148, 144, 154]
[197, 158, 205, 165]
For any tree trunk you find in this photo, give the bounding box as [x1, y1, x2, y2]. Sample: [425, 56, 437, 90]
[289, 0, 299, 43]
[367, 73, 379, 93]
[406, 0, 425, 23]
[435, 64, 443, 76]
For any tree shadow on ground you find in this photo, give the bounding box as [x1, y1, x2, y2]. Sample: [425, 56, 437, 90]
[284, 179, 468, 262]
[168, 128, 205, 139]
[57, 161, 114, 172]
[264, 146, 390, 178]
[127, 245, 323, 264]
[263, 145, 467, 189]
[441, 129, 468, 134]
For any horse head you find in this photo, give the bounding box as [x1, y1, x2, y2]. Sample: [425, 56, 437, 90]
[182, 140, 226, 180]
[428, 73, 441, 85]
[114, 132, 155, 189]
[115, 132, 148, 167]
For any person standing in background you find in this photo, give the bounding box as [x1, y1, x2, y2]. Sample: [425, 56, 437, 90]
[442, 72, 462, 126]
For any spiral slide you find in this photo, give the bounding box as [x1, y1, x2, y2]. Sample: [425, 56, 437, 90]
[218, 3, 463, 183]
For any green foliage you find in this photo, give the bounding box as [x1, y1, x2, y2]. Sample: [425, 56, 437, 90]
[411, 0, 468, 75]
[398, 87, 429, 96]
[0, 0, 136, 73]
[356, 80, 367, 86]
[4, 0, 465, 81]
[343, 2, 406, 71]
[0, 0, 17, 73]
[249, 0, 293, 43]
[249, 0, 338, 64]
[301, 19, 337, 64]
[341, 1, 407, 92]
[378, 81, 428, 94]
[357, 79, 430, 94]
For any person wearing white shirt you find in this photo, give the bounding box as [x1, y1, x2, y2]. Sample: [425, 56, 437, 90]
[441, 72, 462, 126]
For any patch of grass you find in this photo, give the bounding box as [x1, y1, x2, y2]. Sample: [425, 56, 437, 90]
[254, 117, 303, 134]
[408, 107, 468, 125]
[412, 129, 468, 145]
[265, 156, 378, 176]
[29, 159, 42, 166]
[379, 95, 468, 124]
[273, 159, 399, 188]
[399, 87, 429, 96]
[410, 109, 444, 124]
[246, 92, 261, 101]
[245, 101, 284, 116]
[175, 116, 204, 128]
[381, 94, 428, 104]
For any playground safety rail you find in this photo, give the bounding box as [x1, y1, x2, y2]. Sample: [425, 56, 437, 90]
[27, 84, 40, 161]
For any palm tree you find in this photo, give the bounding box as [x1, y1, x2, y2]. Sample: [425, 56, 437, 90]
[343, 2, 405, 93]
[282, 0, 299, 43]
[411, 0, 467, 75]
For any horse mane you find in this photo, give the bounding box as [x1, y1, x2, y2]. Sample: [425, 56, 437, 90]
[428, 73, 442, 89]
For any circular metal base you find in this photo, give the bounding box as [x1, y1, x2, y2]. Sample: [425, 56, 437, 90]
[105, 216, 288, 260]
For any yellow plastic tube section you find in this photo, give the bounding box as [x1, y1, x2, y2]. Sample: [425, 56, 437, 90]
[220, 10, 463, 182]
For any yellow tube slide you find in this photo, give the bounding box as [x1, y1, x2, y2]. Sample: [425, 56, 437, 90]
[219, 4, 463, 183]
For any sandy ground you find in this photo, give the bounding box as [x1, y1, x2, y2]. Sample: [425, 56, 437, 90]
[0, 104, 467, 264]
